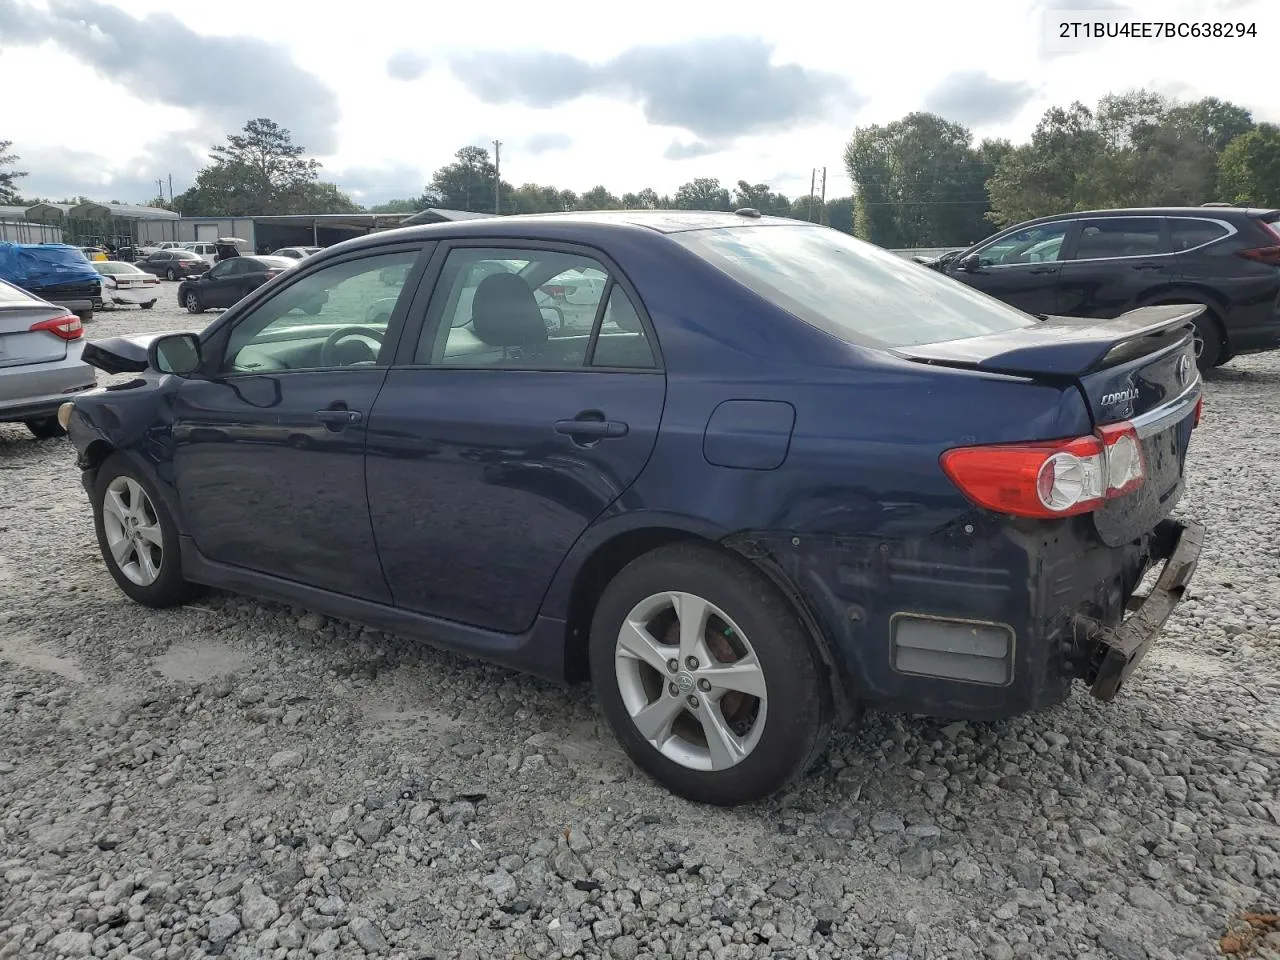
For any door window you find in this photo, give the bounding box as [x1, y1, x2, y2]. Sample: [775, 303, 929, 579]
[417, 246, 657, 370]
[221, 250, 420, 374]
[1071, 218, 1166, 260]
[975, 224, 1070, 267]
[204, 260, 235, 280]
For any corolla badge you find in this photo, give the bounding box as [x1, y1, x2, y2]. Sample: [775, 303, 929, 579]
[1101, 385, 1140, 406]
[1176, 354, 1192, 387]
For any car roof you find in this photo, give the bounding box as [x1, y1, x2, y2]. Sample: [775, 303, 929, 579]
[1014, 206, 1279, 226]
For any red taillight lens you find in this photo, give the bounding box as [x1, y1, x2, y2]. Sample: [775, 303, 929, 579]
[1194, 395, 1203, 428]
[1235, 245, 1280, 266]
[941, 423, 1146, 519]
[29, 314, 83, 341]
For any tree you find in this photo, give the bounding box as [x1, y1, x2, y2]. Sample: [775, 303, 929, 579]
[824, 196, 854, 234]
[290, 181, 362, 214]
[1168, 96, 1254, 153]
[368, 198, 426, 214]
[0, 141, 27, 204]
[732, 181, 791, 217]
[621, 188, 665, 209]
[423, 146, 512, 213]
[845, 112, 994, 246]
[1218, 124, 1280, 207]
[577, 185, 622, 210]
[674, 178, 731, 211]
[790, 195, 826, 222]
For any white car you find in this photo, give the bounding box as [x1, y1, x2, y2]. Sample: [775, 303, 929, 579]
[93, 261, 161, 309]
[182, 242, 221, 266]
[271, 246, 324, 260]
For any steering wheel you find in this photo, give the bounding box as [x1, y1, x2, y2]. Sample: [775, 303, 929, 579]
[319, 326, 385, 367]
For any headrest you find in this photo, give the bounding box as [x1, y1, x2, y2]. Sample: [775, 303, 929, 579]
[471, 273, 548, 348]
[607, 291, 642, 332]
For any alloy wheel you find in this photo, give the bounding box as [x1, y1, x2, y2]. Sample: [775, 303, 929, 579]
[100, 476, 164, 587]
[614, 591, 768, 772]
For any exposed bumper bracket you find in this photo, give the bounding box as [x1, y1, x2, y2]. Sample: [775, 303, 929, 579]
[1087, 519, 1204, 702]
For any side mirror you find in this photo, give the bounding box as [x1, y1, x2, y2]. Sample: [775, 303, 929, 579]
[958, 253, 980, 272]
[149, 333, 203, 376]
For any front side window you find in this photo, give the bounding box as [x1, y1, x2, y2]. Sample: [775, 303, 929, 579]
[1072, 218, 1166, 260]
[975, 223, 1070, 267]
[205, 261, 235, 280]
[222, 250, 419, 374]
[418, 246, 657, 370]
[673, 224, 1039, 349]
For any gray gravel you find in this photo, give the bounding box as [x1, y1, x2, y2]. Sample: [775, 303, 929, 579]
[2, 294, 1279, 960]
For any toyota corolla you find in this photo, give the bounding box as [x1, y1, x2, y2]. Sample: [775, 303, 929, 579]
[61, 210, 1203, 806]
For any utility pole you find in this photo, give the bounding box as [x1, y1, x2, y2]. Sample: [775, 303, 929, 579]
[808, 168, 816, 222]
[493, 139, 502, 214]
[167, 174, 174, 206]
[156, 179, 164, 204]
[819, 167, 827, 225]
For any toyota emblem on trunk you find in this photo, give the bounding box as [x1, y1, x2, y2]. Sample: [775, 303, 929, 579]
[1176, 354, 1191, 386]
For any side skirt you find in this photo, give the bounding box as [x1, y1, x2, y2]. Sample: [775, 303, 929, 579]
[179, 536, 570, 683]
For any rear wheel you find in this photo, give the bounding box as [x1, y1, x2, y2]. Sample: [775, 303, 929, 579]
[166, 267, 177, 281]
[1192, 313, 1224, 372]
[77, 310, 92, 323]
[24, 416, 65, 439]
[589, 543, 832, 806]
[92, 453, 200, 608]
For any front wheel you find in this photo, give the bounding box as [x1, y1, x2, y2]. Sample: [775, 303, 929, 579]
[92, 454, 200, 607]
[25, 416, 65, 439]
[184, 291, 203, 314]
[139, 301, 155, 310]
[589, 543, 832, 806]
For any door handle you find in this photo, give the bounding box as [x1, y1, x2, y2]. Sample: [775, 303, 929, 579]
[1131, 263, 1163, 271]
[315, 407, 363, 426]
[555, 413, 628, 441]
[1028, 266, 1057, 274]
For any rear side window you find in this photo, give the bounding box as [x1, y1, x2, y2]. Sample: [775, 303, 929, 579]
[1072, 218, 1166, 259]
[1169, 219, 1229, 251]
[672, 225, 1038, 349]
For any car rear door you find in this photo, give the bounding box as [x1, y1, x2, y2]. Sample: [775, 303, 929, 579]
[1055, 216, 1172, 318]
[365, 241, 667, 634]
[168, 243, 432, 602]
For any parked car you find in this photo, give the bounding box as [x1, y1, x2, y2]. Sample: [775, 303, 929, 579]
[181, 242, 222, 267]
[176, 256, 294, 313]
[0, 278, 96, 438]
[932, 206, 1280, 372]
[138, 249, 208, 281]
[62, 211, 1204, 806]
[0, 242, 102, 321]
[271, 246, 324, 260]
[93, 261, 161, 310]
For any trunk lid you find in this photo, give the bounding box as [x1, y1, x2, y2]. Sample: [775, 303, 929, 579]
[894, 304, 1201, 426]
[0, 304, 68, 367]
[898, 304, 1202, 548]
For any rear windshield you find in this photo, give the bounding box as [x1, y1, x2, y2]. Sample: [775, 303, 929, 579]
[249, 257, 293, 269]
[94, 262, 144, 275]
[0, 279, 35, 305]
[172, 251, 202, 260]
[673, 224, 1039, 348]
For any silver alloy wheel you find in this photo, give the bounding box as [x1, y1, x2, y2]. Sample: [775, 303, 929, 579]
[101, 476, 164, 587]
[614, 591, 768, 772]
[185, 293, 199, 311]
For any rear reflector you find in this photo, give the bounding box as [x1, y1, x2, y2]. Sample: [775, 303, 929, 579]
[30, 313, 83, 341]
[941, 422, 1147, 519]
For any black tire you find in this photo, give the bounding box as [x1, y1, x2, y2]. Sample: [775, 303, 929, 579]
[92, 453, 200, 608]
[166, 267, 177, 281]
[589, 543, 833, 806]
[1193, 313, 1224, 372]
[77, 310, 93, 323]
[25, 416, 65, 439]
[140, 301, 154, 310]
[184, 291, 203, 314]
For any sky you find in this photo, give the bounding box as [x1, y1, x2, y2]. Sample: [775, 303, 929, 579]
[0, 0, 1276, 208]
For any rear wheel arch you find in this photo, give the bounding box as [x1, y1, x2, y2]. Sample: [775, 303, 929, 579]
[1137, 288, 1229, 355]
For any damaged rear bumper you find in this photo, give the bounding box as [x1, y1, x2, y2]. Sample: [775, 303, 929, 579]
[1084, 518, 1203, 701]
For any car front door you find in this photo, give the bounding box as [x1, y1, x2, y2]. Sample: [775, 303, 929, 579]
[1055, 216, 1171, 318]
[169, 243, 430, 602]
[365, 242, 667, 633]
[198, 259, 239, 307]
[947, 221, 1073, 315]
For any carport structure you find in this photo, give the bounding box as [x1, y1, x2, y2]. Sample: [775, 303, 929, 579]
[249, 209, 493, 252]
[24, 201, 180, 249]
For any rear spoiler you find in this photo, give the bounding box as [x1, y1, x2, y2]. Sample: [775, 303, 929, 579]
[895, 304, 1203, 379]
[82, 332, 172, 375]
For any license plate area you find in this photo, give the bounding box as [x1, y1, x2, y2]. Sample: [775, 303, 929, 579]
[1091, 412, 1192, 548]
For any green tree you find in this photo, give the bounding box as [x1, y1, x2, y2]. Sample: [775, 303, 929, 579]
[844, 112, 994, 246]
[621, 188, 665, 209]
[790, 195, 826, 222]
[577, 185, 622, 210]
[1218, 124, 1280, 207]
[368, 198, 426, 214]
[732, 181, 791, 217]
[423, 146, 512, 213]
[1168, 96, 1255, 153]
[674, 178, 731, 211]
[289, 181, 362, 214]
[0, 141, 27, 204]
[824, 196, 854, 234]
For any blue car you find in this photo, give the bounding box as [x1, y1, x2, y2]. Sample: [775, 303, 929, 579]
[63, 211, 1204, 805]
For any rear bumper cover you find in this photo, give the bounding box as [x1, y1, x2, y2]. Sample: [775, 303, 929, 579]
[735, 514, 1203, 722]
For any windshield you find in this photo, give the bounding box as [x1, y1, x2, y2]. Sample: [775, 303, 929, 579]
[673, 224, 1038, 349]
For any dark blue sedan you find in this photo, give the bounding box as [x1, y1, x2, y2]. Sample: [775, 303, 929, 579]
[63, 210, 1205, 805]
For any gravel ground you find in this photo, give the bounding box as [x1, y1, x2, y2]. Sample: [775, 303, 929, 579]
[1, 294, 1279, 960]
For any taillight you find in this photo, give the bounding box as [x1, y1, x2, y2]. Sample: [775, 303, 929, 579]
[941, 422, 1146, 519]
[1194, 394, 1203, 428]
[29, 314, 83, 341]
[1235, 245, 1280, 266]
